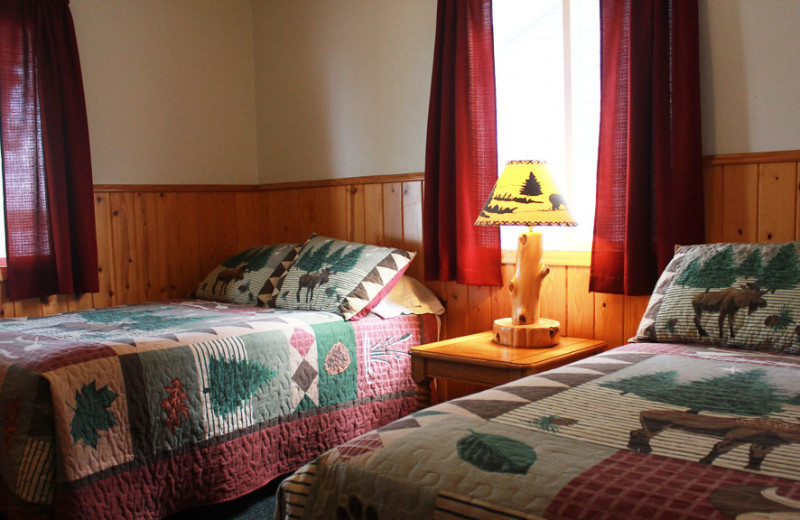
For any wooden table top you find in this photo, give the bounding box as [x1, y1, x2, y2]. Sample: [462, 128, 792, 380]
[410, 332, 608, 370]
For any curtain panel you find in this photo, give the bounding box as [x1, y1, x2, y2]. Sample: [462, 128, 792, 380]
[590, 0, 704, 295]
[0, 0, 98, 300]
[423, 0, 502, 287]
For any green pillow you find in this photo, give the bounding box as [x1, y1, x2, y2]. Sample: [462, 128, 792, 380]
[194, 243, 299, 305]
[632, 242, 800, 354]
[267, 235, 415, 320]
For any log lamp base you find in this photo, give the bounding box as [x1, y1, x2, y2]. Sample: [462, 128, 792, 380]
[493, 230, 560, 348]
[493, 317, 561, 348]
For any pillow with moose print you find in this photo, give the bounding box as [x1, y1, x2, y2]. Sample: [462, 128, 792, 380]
[632, 241, 800, 354]
[267, 235, 415, 320]
[194, 243, 299, 305]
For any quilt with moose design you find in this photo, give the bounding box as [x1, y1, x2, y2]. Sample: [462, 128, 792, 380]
[0, 300, 437, 519]
[278, 342, 800, 519]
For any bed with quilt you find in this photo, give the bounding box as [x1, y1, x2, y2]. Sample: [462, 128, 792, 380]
[0, 236, 443, 519]
[277, 241, 800, 519]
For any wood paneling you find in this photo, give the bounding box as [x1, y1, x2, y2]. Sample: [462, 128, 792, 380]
[703, 165, 724, 242]
[93, 193, 114, 307]
[722, 164, 759, 242]
[757, 162, 797, 242]
[1, 151, 798, 353]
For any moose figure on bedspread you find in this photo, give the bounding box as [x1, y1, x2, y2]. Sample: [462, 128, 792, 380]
[602, 366, 800, 473]
[293, 240, 366, 303]
[213, 266, 248, 294]
[628, 409, 800, 471]
[203, 244, 280, 299]
[297, 267, 332, 303]
[692, 282, 768, 338]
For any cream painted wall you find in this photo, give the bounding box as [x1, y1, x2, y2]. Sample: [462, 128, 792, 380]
[250, 0, 800, 184]
[71, 0, 258, 185]
[699, 0, 800, 155]
[68, 0, 800, 185]
[251, 0, 437, 183]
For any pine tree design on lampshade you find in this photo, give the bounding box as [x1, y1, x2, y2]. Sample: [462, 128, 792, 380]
[520, 171, 543, 198]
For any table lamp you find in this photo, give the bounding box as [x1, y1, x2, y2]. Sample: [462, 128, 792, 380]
[475, 160, 577, 347]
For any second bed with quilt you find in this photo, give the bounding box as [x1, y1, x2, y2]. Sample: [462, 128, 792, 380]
[278, 241, 800, 519]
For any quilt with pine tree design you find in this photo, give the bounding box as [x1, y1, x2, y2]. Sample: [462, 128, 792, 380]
[0, 300, 437, 519]
[279, 342, 800, 519]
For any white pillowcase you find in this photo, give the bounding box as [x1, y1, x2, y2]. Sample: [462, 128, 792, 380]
[370, 276, 445, 319]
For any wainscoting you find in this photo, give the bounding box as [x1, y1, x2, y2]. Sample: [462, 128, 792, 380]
[1, 150, 798, 353]
[0, 176, 427, 320]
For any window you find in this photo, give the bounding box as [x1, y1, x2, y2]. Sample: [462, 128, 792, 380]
[493, 0, 599, 252]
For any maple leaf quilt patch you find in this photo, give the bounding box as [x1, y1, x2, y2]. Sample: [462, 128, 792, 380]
[70, 381, 118, 448]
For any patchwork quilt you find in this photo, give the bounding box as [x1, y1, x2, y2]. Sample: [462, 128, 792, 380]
[0, 301, 437, 519]
[278, 343, 800, 519]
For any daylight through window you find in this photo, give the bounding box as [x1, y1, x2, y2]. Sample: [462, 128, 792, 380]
[493, 0, 599, 251]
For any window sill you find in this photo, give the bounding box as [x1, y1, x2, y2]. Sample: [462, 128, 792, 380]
[502, 249, 590, 267]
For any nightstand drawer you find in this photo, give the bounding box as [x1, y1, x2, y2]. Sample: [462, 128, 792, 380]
[410, 332, 607, 409]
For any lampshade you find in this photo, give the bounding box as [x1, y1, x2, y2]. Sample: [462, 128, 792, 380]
[474, 160, 577, 227]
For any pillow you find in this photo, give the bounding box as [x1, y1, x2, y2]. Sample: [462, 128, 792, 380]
[632, 241, 800, 354]
[194, 243, 299, 305]
[370, 276, 445, 319]
[267, 235, 415, 320]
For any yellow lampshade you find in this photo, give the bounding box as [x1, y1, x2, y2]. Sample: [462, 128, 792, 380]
[474, 160, 577, 227]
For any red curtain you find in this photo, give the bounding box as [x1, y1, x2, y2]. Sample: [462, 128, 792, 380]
[590, 0, 704, 295]
[0, 0, 98, 300]
[423, 0, 502, 287]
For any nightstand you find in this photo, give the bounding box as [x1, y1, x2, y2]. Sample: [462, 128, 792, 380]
[410, 332, 607, 409]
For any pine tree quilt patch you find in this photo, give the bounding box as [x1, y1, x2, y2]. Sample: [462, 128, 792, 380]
[0, 301, 437, 519]
[493, 352, 800, 480]
[634, 242, 800, 353]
